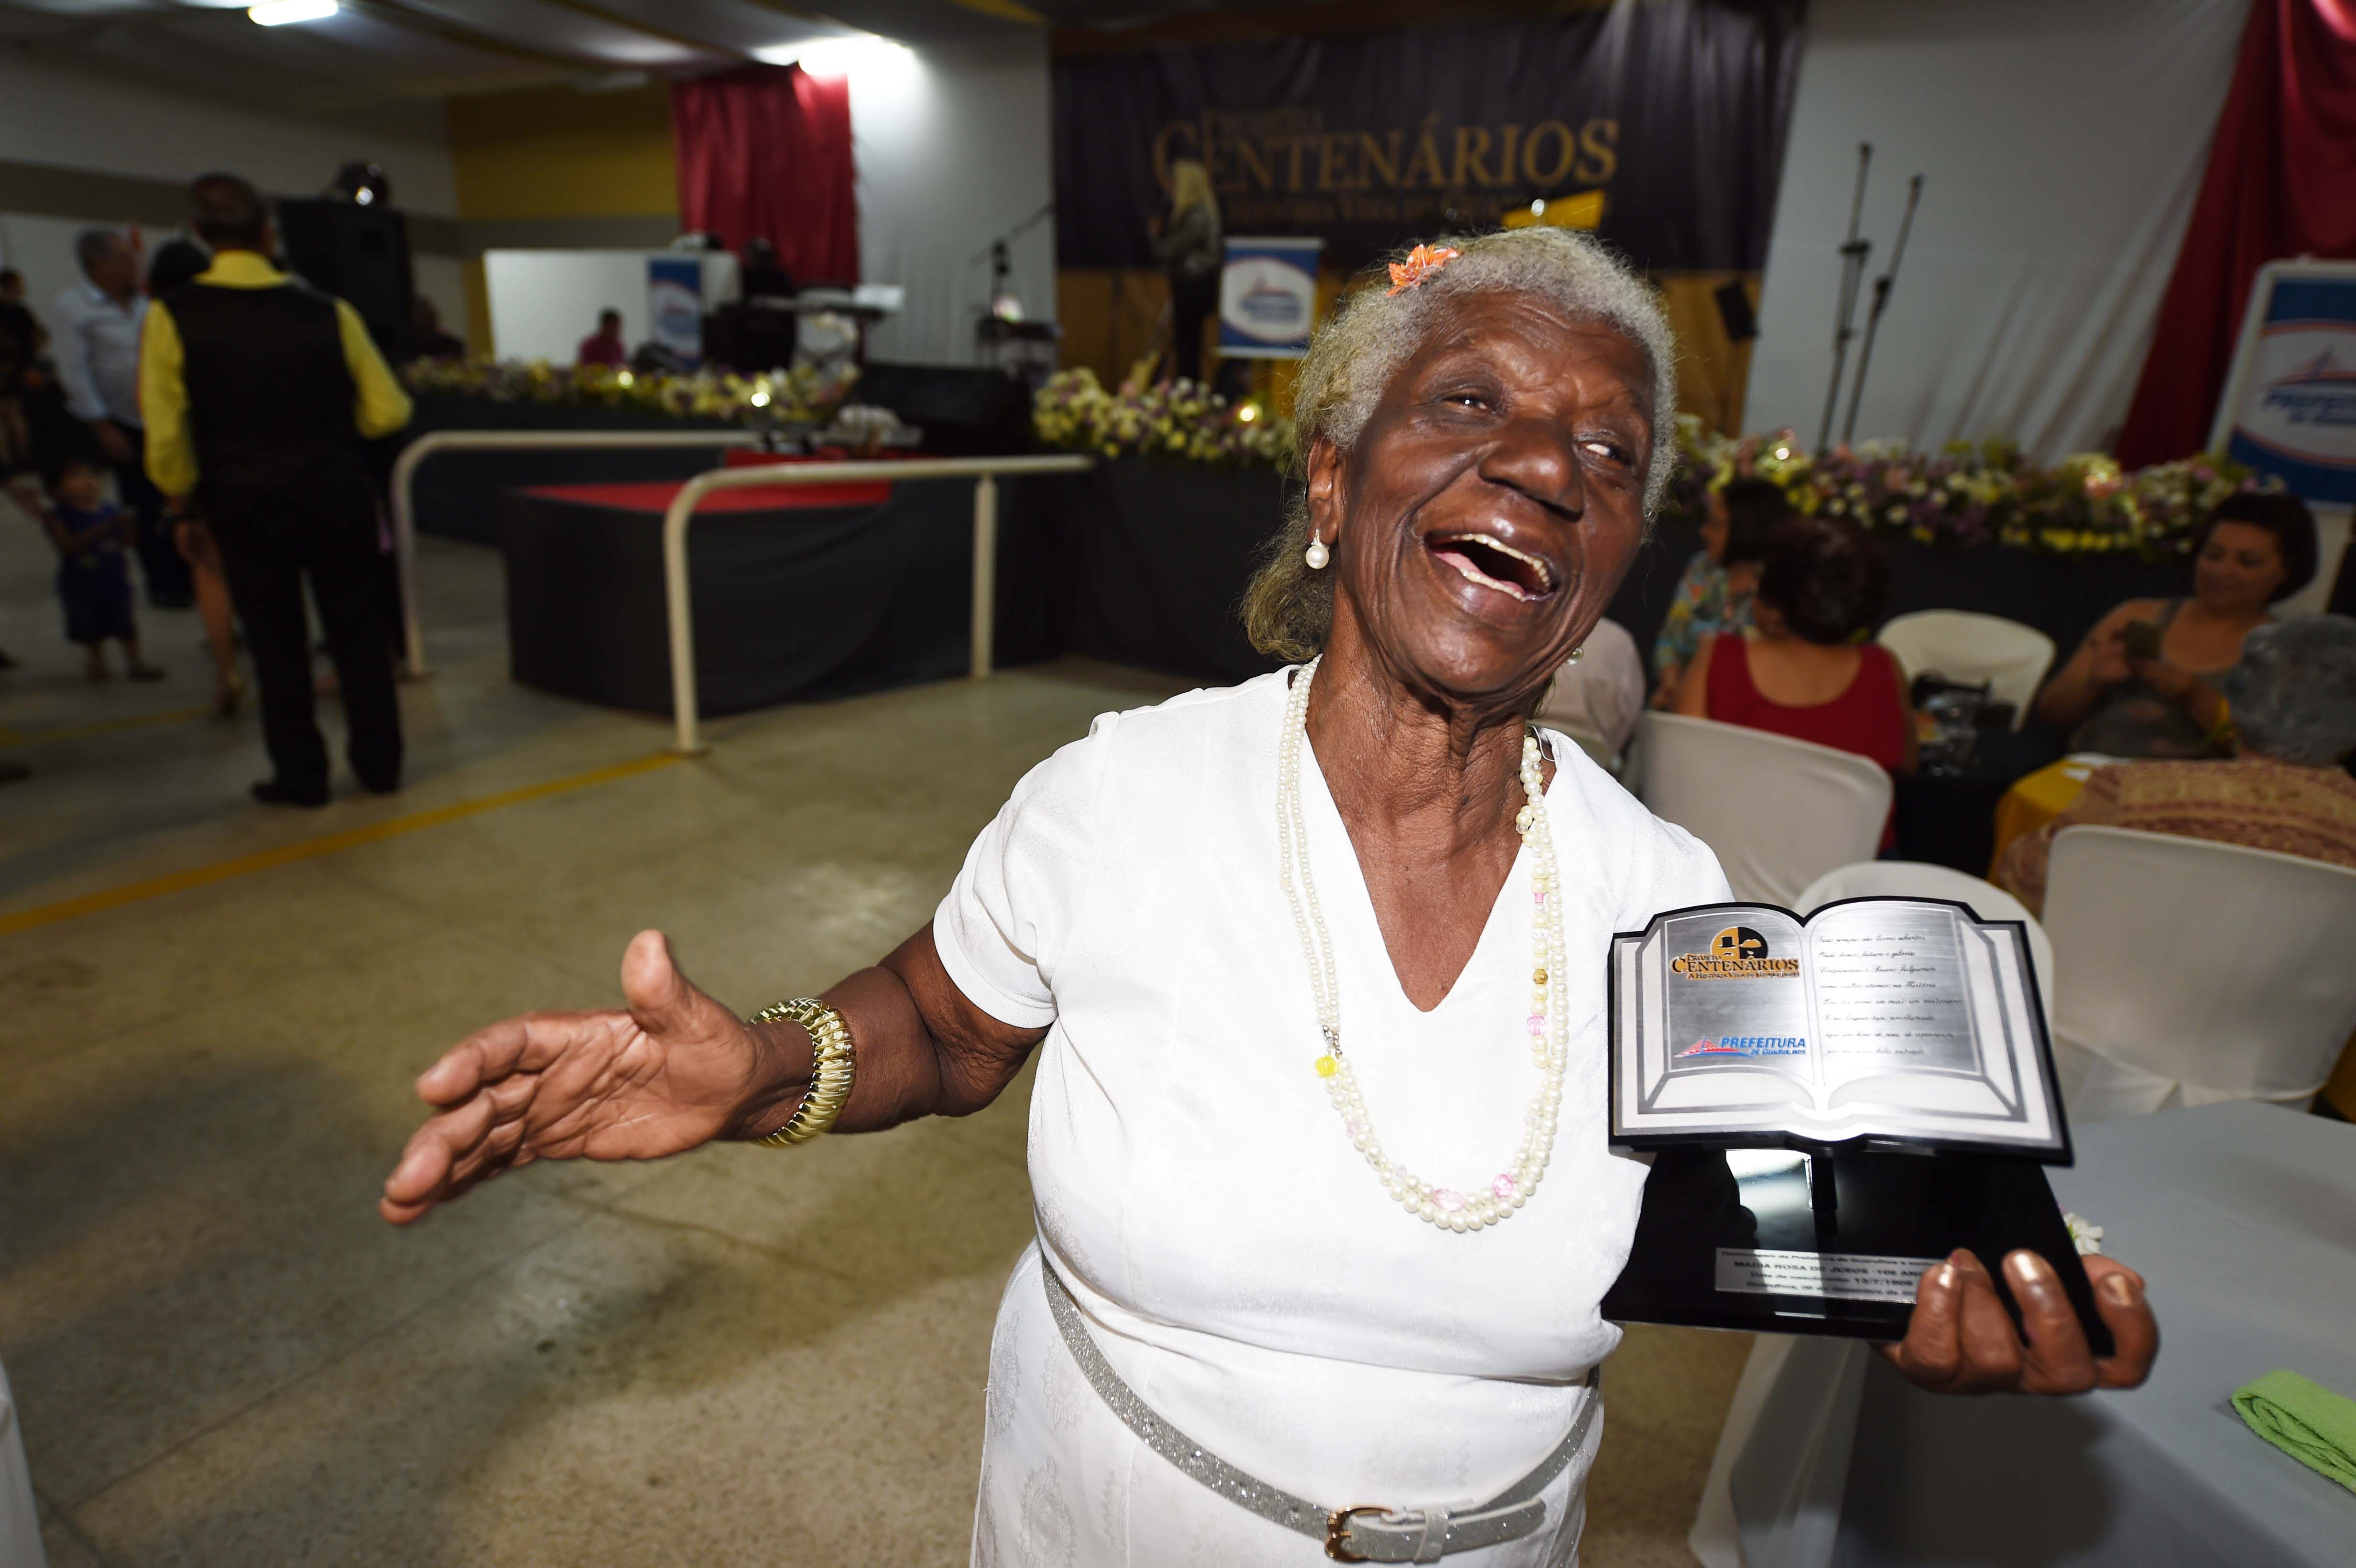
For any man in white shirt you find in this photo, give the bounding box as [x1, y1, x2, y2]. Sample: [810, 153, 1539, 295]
[54, 229, 191, 607]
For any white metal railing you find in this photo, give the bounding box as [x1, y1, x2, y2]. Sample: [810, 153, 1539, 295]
[660, 455, 1094, 753]
[389, 428, 765, 678]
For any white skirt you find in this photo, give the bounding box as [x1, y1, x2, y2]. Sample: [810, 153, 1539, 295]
[971, 1244, 1599, 1567]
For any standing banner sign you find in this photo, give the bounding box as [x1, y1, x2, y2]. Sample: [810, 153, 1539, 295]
[1052, 5, 1802, 276]
[1219, 237, 1323, 359]
[2210, 261, 2356, 504]
[647, 256, 704, 364]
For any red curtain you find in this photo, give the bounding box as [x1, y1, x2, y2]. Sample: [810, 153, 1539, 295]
[2115, 0, 2356, 466]
[671, 65, 859, 285]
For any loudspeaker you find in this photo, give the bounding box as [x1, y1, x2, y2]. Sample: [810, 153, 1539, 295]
[276, 197, 415, 360]
[703, 301, 800, 374]
[855, 361, 1034, 456]
[1714, 278, 1759, 343]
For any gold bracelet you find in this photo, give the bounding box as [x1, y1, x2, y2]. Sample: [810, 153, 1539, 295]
[745, 997, 856, 1147]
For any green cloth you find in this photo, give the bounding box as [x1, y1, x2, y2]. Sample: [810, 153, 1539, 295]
[2233, 1369, 2356, 1493]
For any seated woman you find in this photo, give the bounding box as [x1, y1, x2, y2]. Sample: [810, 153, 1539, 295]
[1651, 476, 1790, 707]
[2034, 492, 2318, 757]
[1998, 615, 2356, 915]
[1676, 513, 1915, 844]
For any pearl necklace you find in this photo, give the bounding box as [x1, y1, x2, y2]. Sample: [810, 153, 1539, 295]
[1276, 657, 1568, 1233]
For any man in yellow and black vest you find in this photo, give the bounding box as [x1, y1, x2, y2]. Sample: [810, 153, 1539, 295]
[140, 173, 413, 807]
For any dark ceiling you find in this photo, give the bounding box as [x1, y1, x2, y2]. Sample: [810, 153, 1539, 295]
[0, 0, 1350, 112]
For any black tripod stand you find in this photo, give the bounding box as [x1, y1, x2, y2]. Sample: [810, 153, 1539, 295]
[1814, 144, 1926, 454]
[1816, 143, 1874, 456]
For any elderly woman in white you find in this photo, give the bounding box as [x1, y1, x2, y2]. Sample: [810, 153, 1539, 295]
[383, 229, 2156, 1565]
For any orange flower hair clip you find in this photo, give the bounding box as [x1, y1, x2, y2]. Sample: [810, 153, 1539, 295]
[1386, 243, 1461, 296]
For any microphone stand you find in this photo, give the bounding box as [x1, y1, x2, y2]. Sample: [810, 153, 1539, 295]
[1816, 142, 1873, 456]
[969, 200, 1058, 298]
[1841, 174, 1923, 449]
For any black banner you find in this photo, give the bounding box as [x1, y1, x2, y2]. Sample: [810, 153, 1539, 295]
[1054, 2, 1805, 275]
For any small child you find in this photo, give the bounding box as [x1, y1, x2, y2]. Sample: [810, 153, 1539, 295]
[41, 457, 162, 681]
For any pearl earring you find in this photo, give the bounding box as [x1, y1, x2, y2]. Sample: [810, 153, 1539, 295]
[1568, 646, 1585, 663]
[1305, 538, 1331, 570]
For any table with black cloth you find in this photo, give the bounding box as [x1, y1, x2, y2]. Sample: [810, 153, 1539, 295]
[495, 473, 1076, 716]
[391, 394, 746, 546]
[1730, 1101, 2356, 1568]
[1892, 726, 2066, 874]
[1060, 459, 1292, 686]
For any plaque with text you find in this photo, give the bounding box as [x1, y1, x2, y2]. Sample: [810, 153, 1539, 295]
[1601, 898, 2108, 1349]
[1609, 897, 2065, 1158]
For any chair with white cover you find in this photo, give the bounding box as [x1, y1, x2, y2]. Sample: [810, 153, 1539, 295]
[1796, 860, 2054, 1027]
[2042, 825, 2356, 1122]
[1876, 610, 2055, 730]
[0, 1354, 41, 1568]
[1636, 712, 1892, 907]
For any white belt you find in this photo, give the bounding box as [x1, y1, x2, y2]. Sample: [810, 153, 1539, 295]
[1041, 1261, 1601, 1562]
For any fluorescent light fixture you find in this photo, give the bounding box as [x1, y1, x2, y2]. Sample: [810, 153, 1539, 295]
[251, 0, 337, 23]
[755, 33, 912, 78]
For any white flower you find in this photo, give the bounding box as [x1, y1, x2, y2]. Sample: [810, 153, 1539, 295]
[2062, 1211, 2105, 1256]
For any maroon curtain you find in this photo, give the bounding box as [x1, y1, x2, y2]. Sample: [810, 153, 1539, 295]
[671, 65, 859, 285]
[2115, 0, 2356, 466]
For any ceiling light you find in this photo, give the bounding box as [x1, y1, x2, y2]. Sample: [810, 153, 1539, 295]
[756, 34, 912, 79]
[251, 0, 338, 24]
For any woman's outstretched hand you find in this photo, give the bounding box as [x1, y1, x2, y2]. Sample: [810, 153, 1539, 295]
[1884, 1248, 2156, 1395]
[380, 930, 779, 1225]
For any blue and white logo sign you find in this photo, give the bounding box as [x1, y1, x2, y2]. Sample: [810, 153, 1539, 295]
[1219, 237, 1323, 360]
[2214, 263, 2356, 504]
[647, 256, 704, 365]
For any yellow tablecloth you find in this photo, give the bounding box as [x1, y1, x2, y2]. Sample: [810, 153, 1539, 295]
[2324, 1033, 2356, 1121]
[1988, 754, 2117, 876]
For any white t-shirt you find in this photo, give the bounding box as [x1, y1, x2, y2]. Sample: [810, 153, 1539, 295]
[938, 670, 1728, 1566]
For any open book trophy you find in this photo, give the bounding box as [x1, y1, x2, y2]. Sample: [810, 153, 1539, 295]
[1601, 897, 2112, 1351]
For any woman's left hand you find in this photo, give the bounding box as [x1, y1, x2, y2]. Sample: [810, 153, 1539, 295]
[1882, 1248, 2155, 1395]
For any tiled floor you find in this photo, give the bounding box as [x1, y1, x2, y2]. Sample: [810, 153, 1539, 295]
[0, 508, 1745, 1566]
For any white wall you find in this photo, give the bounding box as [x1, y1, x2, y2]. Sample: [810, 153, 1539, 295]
[1743, 0, 2248, 461]
[0, 213, 101, 339]
[483, 250, 741, 363]
[2, 214, 469, 359]
[850, 32, 1054, 367]
[0, 54, 466, 343]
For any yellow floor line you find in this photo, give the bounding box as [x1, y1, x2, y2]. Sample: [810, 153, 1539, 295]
[0, 703, 215, 748]
[0, 751, 684, 938]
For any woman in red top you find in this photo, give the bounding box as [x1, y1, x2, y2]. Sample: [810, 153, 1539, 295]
[1675, 513, 1916, 845]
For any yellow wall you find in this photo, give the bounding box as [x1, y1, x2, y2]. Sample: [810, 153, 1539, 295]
[444, 80, 680, 356]
[446, 81, 679, 220]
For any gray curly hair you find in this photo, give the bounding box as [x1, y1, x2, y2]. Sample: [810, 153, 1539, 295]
[2225, 614, 2356, 765]
[1242, 226, 1680, 662]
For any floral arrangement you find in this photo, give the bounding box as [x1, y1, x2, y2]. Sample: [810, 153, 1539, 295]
[1031, 369, 1293, 468]
[1666, 416, 2267, 556]
[401, 356, 858, 428]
